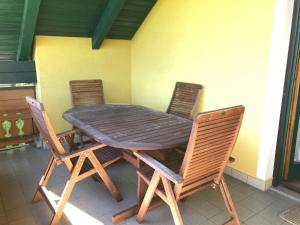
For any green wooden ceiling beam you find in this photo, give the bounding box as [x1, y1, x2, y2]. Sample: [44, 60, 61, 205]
[92, 0, 126, 49]
[16, 0, 41, 61]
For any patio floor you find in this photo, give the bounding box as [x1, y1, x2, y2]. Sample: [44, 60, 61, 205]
[0, 146, 298, 225]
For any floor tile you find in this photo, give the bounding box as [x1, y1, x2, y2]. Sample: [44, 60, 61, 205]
[8, 215, 36, 225]
[258, 205, 285, 225]
[235, 203, 256, 222]
[0, 212, 8, 225]
[6, 206, 33, 222]
[250, 190, 281, 205]
[209, 211, 231, 225]
[245, 215, 273, 225]
[238, 196, 269, 213]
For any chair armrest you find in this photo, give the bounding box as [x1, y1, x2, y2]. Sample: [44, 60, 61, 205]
[57, 129, 81, 138]
[134, 152, 183, 184]
[60, 143, 106, 161]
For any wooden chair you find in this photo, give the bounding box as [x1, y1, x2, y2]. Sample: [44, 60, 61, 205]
[69, 79, 105, 145]
[167, 82, 202, 119]
[69, 79, 125, 169]
[134, 105, 245, 225]
[26, 97, 122, 225]
[70, 79, 105, 107]
[149, 82, 202, 161]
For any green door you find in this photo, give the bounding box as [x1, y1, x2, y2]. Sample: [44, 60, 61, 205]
[288, 93, 300, 179]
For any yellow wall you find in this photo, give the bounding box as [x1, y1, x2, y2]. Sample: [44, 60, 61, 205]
[131, 0, 275, 177]
[34, 36, 131, 132]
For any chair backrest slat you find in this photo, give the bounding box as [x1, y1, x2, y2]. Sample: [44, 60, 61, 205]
[26, 97, 66, 156]
[176, 106, 244, 199]
[70, 79, 105, 107]
[167, 82, 202, 119]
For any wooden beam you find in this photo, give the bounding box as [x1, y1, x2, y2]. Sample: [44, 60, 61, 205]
[16, 0, 41, 61]
[92, 0, 126, 49]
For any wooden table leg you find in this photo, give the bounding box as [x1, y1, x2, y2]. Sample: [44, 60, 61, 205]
[112, 157, 165, 224]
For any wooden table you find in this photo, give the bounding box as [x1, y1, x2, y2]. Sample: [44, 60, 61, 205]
[63, 104, 193, 223]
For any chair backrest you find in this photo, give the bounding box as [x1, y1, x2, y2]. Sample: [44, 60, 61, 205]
[25, 96, 66, 157]
[70, 79, 105, 107]
[175, 105, 244, 199]
[166, 82, 202, 119]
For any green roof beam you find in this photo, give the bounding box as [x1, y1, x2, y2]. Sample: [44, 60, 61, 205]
[92, 0, 126, 49]
[16, 0, 41, 61]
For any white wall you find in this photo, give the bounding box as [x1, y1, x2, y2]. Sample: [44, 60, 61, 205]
[257, 0, 294, 181]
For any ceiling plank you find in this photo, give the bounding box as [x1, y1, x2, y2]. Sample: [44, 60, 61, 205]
[16, 0, 41, 61]
[92, 0, 126, 49]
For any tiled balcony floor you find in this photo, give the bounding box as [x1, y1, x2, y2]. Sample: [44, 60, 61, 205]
[0, 146, 298, 225]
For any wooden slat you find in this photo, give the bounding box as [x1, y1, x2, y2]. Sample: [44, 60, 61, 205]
[197, 118, 240, 132]
[196, 122, 240, 138]
[192, 144, 232, 157]
[179, 182, 212, 199]
[181, 174, 217, 193]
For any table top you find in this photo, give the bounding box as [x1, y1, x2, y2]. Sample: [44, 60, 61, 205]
[63, 104, 193, 150]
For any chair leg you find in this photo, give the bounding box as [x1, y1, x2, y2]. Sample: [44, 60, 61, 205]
[137, 158, 147, 204]
[161, 177, 184, 225]
[79, 134, 84, 148]
[88, 151, 123, 201]
[219, 177, 240, 225]
[64, 133, 78, 151]
[71, 126, 83, 149]
[137, 174, 147, 204]
[50, 154, 85, 225]
[136, 171, 161, 223]
[33, 156, 56, 203]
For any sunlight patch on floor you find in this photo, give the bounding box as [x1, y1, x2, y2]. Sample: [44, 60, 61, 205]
[48, 191, 105, 225]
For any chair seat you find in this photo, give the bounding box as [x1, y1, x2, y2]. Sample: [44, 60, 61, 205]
[94, 146, 123, 166]
[74, 146, 122, 177]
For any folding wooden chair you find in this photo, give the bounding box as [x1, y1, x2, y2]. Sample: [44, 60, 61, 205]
[70, 79, 105, 107]
[149, 82, 202, 161]
[26, 97, 122, 225]
[167, 82, 202, 119]
[69, 79, 105, 146]
[134, 105, 245, 225]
